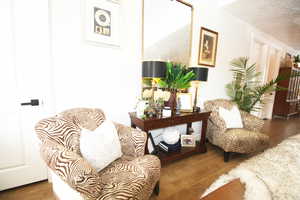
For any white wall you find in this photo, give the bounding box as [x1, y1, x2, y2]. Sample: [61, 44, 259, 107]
[190, 3, 251, 104]
[189, 0, 298, 107]
[50, 0, 142, 124]
[50, 0, 298, 126]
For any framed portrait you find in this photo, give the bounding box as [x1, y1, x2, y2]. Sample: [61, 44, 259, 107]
[198, 27, 218, 67]
[178, 93, 193, 112]
[85, 0, 120, 46]
[181, 135, 196, 147]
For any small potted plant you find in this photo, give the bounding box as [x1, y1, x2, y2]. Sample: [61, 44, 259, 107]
[158, 62, 195, 115]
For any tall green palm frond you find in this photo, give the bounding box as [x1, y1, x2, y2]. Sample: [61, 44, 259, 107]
[226, 57, 296, 113]
[158, 62, 195, 91]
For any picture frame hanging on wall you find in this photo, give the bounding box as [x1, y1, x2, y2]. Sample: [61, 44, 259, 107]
[84, 0, 120, 46]
[198, 27, 218, 67]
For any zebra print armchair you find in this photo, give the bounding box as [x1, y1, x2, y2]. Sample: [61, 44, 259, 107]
[204, 99, 269, 162]
[35, 108, 161, 200]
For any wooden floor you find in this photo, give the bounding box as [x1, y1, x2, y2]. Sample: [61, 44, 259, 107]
[1, 117, 300, 200]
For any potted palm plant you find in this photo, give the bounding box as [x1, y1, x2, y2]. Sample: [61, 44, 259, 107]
[158, 62, 195, 115]
[225, 57, 294, 113]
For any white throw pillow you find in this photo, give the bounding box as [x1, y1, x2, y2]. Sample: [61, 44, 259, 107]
[80, 120, 122, 172]
[218, 106, 243, 129]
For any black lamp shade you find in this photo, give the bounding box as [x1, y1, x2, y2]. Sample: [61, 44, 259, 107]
[142, 61, 166, 78]
[190, 67, 208, 81]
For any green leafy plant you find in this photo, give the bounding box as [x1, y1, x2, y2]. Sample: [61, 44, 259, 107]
[158, 62, 196, 91]
[226, 57, 290, 113]
[294, 55, 300, 63]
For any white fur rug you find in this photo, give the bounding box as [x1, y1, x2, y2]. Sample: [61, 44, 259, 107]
[201, 134, 300, 200]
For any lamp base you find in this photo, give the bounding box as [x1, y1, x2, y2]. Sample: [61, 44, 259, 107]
[193, 106, 201, 113]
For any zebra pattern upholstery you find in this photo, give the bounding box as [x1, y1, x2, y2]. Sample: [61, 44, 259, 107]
[204, 99, 269, 158]
[35, 108, 161, 200]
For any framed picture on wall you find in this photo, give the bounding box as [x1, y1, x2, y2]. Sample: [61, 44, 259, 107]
[198, 27, 218, 67]
[84, 0, 120, 46]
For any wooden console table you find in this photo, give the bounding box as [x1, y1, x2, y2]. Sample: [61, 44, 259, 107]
[129, 111, 211, 165]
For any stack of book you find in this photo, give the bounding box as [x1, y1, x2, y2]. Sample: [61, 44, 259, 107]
[158, 140, 181, 153]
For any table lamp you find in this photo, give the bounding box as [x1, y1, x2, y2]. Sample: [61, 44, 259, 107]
[142, 61, 167, 99]
[190, 67, 208, 112]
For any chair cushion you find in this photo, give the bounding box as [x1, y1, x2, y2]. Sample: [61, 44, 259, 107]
[80, 120, 122, 172]
[98, 155, 161, 200]
[219, 106, 243, 129]
[218, 129, 269, 153]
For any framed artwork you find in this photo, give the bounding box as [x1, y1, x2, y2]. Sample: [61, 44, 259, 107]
[85, 0, 120, 46]
[198, 27, 218, 67]
[177, 93, 193, 112]
[181, 135, 196, 147]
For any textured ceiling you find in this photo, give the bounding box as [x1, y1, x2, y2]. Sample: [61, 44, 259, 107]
[223, 0, 300, 50]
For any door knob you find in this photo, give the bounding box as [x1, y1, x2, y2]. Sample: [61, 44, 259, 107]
[21, 99, 39, 106]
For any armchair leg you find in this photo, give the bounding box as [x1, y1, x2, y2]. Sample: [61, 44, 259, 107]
[154, 181, 160, 196]
[224, 151, 230, 162]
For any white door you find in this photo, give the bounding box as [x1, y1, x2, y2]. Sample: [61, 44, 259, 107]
[261, 48, 283, 119]
[250, 39, 269, 117]
[0, 0, 53, 191]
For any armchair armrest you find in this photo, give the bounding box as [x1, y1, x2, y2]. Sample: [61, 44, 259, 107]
[114, 122, 147, 158]
[40, 141, 103, 199]
[204, 100, 227, 134]
[240, 111, 264, 132]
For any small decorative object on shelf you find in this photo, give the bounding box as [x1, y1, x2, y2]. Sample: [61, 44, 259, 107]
[144, 106, 157, 118]
[181, 135, 196, 147]
[162, 128, 180, 145]
[177, 93, 193, 112]
[158, 140, 181, 153]
[162, 108, 172, 117]
[153, 89, 170, 117]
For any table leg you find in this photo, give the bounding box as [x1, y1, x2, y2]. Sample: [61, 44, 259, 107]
[147, 131, 158, 155]
[145, 131, 149, 154]
[186, 123, 192, 135]
[199, 119, 208, 153]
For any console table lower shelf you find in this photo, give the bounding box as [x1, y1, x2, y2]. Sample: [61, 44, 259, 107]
[156, 142, 206, 165]
[129, 111, 211, 165]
